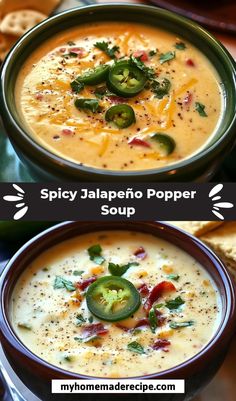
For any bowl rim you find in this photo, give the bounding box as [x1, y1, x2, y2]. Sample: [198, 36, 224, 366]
[1, 3, 236, 179]
[0, 220, 235, 380]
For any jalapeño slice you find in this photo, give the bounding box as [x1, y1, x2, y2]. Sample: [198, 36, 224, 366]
[76, 64, 110, 85]
[105, 104, 135, 129]
[108, 61, 147, 97]
[86, 276, 141, 322]
[151, 133, 176, 155]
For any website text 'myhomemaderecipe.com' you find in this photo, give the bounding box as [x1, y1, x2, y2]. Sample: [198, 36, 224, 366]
[51, 379, 185, 394]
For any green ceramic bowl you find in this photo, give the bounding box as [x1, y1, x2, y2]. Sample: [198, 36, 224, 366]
[1, 3, 236, 182]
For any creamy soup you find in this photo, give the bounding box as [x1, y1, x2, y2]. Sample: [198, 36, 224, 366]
[15, 22, 222, 171]
[11, 230, 221, 377]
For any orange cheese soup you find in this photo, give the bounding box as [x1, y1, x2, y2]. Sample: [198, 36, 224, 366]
[16, 22, 223, 171]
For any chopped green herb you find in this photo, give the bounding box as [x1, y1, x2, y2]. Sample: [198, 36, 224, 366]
[108, 261, 139, 276]
[42, 267, 49, 272]
[87, 244, 105, 265]
[76, 314, 86, 325]
[175, 42, 186, 50]
[132, 328, 142, 335]
[170, 321, 194, 329]
[127, 341, 145, 354]
[70, 80, 85, 93]
[88, 315, 94, 323]
[74, 98, 100, 113]
[94, 41, 119, 59]
[195, 102, 208, 117]
[67, 41, 76, 46]
[17, 322, 32, 330]
[64, 355, 73, 362]
[151, 78, 171, 99]
[165, 296, 185, 310]
[130, 55, 156, 80]
[167, 274, 180, 281]
[63, 51, 78, 58]
[74, 335, 101, 343]
[149, 49, 157, 57]
[73, 270, 84, 276]
[148, 308, 157, 333]
[159, 51, 175, 64]
[53, 276, 76, 292]
[94, 86, 114, 99]
[155, 303, 165, 309]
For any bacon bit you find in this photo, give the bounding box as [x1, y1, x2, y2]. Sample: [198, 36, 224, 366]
[76, 277, 97, 291]
[155, 309, 166, 326]
[186, 58, 195, 67]
[59, 48, 66, 53]
[128, 138, 151, 148]
[62, 129, 74, 136]
[138, 283, 150, 297]
[134, 246, 148, 259]
[70, 47, 87, 58]
[115, 323, 130, 332]
[81, 323, 108, 338]
[35, 93, 43, 101]
[144, 281, 176, 312]
[108, 96, 127, 104]
[152, 339, 171, 352]
[134, 318, 150, 328]
[133, 50, 149, 62]
[183, 92, 193, 106]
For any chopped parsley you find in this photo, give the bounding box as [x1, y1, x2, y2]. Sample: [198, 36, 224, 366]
[108, 261, 139, 276]
[94, 41, 119, 59]
[87, 244, 105, 265]
[73, 270, 84, 276]
[151, 78, 171, 99]
[70, 80, 84, 94]
[74, 335, 101, 343]
[127, 341, 145, 354]
[165, 296, 185, 310]
[167, 274, 180, 281]
[159, 51, 175, 64]
[130, 55, 156, 80]
[175, 42, 186, 50]
[195, 102, 208, 117]
[149, 49, 157, 57]
[170, 321, 194, 329]
[67, 41, 76, 46]
[74, 98, 100, 113]
[53, 276, 76, 292]
[148, 308, 157, 333]
[76, 314, 86, 326]
[63, 51, 78, 58]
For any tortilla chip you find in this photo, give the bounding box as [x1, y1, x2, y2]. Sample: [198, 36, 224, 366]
[168, 221, 223, 237]
[200, 222, 236, 263]
[1, 0, 60, 17]
[0, 10, 47, 37]
[0, 32, 16, 62]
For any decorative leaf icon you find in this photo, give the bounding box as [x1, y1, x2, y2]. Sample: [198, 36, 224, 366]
[212, 196, 221, 201]
[213, 202, 234, 209]
[3, 196, 24, 201]
[13, 184, 25, 194]
[209, 184, 223, 198]
[16, 203, 25, 208]
[13, 206, 28, 220]
[212, 210, 224, 220]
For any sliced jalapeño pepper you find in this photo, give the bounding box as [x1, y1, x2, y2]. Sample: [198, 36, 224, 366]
[76, 64, 110, 85]
[108, 61, 147, 97]
[151, 133, 176, 155]
[86, 276, 141, 322]
[105, 104, 135, 129]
